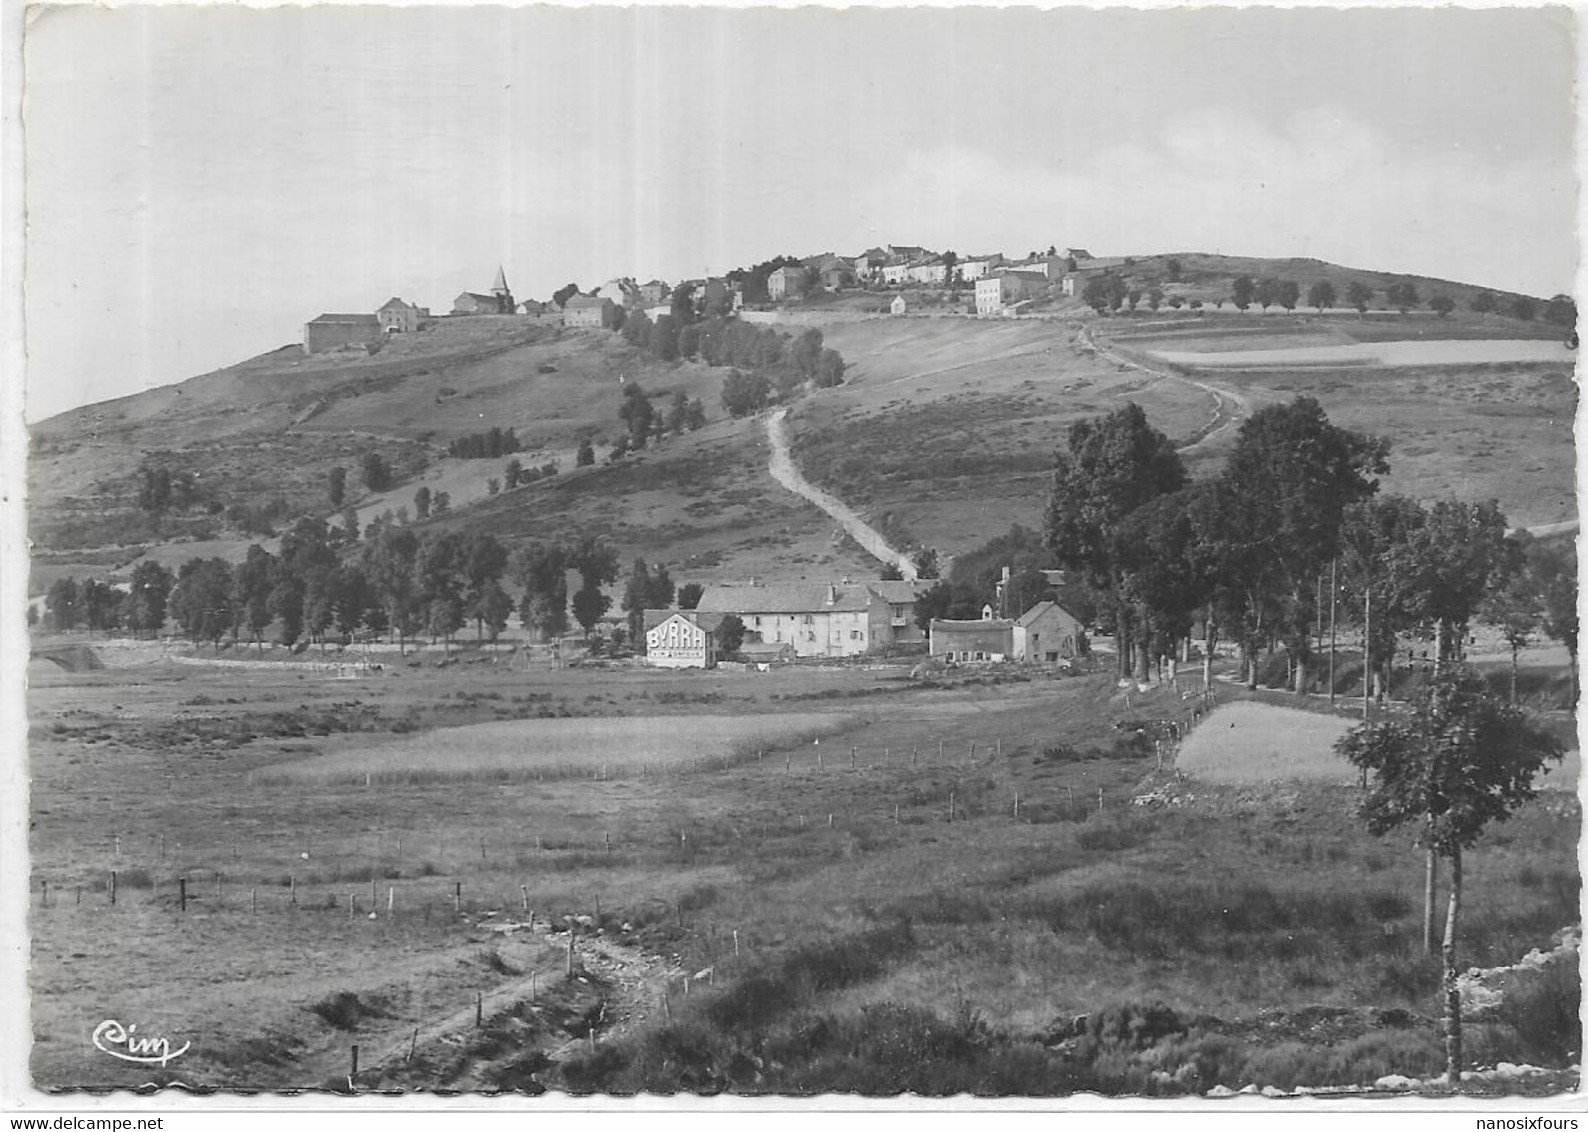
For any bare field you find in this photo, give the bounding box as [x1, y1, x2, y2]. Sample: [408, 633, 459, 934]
[253, 712, 856, 786]
[25, 652, 1580, 1092]
[1150, 339, 1576, 369]
[1176, 701, 1360, 783]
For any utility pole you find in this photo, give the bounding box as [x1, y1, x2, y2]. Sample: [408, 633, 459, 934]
[1328, 558, 1338, 706]
[1362, 584, 1372, 723]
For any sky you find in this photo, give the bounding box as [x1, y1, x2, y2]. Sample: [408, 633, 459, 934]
[19, 3, 1580, 421]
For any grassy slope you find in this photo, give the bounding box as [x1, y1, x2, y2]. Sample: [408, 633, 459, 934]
[26, 659, 1580, 1091]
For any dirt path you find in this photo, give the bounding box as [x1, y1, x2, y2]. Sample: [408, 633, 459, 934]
[765, 407, 919, 580]
[291, 921, 675, 1090]
[1079, 324, 1251, 454]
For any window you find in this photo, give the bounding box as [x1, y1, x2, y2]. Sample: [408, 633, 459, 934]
[851, 630, 861, 640]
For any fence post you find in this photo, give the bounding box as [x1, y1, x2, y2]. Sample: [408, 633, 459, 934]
[938, 740, 944, 761]
[521, 885, 529, 913]
[604, 832, 611, 855]
[251, 887, 257, 914]
[110, 871, 116, 906]
[996, 738, 1002, 758]
[1013, 791, 1020, 819]
[827, 813, 833, 828]
[894, 803, 900, 825]
[818, 748, 824, 770]
[850, 746, 856, 769]
[733, 929, 740, 957]
[407, 1028, 418, 1064]
[566, 931, 575, 978]
[948, 791, 955, 823]
[290, 875, 297, 905]
[216, 873, 222, 902]
[76, 886, 81, 906]
[349, 893, 356, 916]
[179, 877, 186, 913]
[388, 886, 394, 914]
[350, 1044, 359, 1084]
[912, 747, 918, 767]
[1098, 788, 1104, 813]
[454, 882, 461, 913]
[475, 991, 483, 1028]
[371, 877, 377, 908]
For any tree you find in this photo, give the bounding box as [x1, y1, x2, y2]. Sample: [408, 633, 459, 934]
[1385, 281, 1420, 314]
[815, 348, 846, 389]
[126, 561, 175, 636]
[362, 527, 420, 654]
[1481, 548, 1540, 704]
[622, 309, 653, 349]
[504, 459, 523, 489]
[328, 466, 348, 507]
[576, 438, 596, 466]
[1337, 669, 1563, 1085]
[510, 542, 570, 640]
[567, 535, 619, 638]
[45, 577, 81, 630]
[1231, 275, 1255, 311]
[619, 384, 655, 449]
[1522, 535, 1577, 701]
[1346, 281, 1373, 315]
[1083, 273, 1128, 315]
[1254, 277, 1281, 312]
[173, 558, 236, 651]
[1307, 281, 1337, 313]
[486, 478, 501, 496]
[1277, 280, 1301, 313]
[1214, 397, 1389, 691]
[432, 491, 450, 515]
[1470, 291, 1497, 315]
[1429, 295, 1455, 318]
[1043, 403, 1187, 680]
[717, 614, 745, 655]
[721, 368, 771, 418]
[1146, 288, 1163, 312]
[911, 547, 940, 580]
[1544, 294, 1576, 330]
[879, 563, 904, 582]
[552, 283, 580, 308]
[361, 452, 393, 492]
[650, 313, 680, 361]
[791, 328, 824, 378]
[677, 582, 704, 610]
[684, 398, 707, 431]
[1414, 499, 1511, 670]
[413, 485, 432, 519]
[235, 544, 277, 651]
[1509, 295, 1537, 321]
[1166, 258, 1183, 283]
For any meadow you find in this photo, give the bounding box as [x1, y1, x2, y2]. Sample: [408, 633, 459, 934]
[25, 645, 1580, 1095]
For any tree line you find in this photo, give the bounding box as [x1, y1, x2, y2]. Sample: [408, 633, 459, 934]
[1041, 398, 1577, 699]
[446, 427, 523, 460]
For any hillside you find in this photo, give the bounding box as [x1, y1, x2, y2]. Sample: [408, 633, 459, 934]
[28, 252, 1577, 597]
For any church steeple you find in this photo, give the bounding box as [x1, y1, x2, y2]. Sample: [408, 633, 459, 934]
[490, 265, 513, 313]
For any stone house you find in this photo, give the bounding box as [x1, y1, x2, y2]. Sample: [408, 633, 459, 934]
[303, 313, 383, 354]
[975, 270, 1048, 316]
[376, 298, 426, 334]
[562, 294, 620, 329]
[695, 581, 891, 658]
[767, 266, 809, 302]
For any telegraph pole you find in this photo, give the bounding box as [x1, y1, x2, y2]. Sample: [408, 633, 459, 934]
[1328, 558, 1338, 706]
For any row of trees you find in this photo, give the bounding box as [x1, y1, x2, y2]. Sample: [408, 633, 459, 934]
[1041, 398, 1577, 698]
[57, 519, 617, 654]
[446, 427, 523, 460]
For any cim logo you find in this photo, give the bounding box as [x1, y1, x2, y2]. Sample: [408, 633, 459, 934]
[92, 1019, 191, 1066]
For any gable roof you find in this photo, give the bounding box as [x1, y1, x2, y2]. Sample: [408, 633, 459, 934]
[378, 297, 418, 312]
[696, 583, 880, 615]
[308, 313, 381, 327]
[643, 609, 726, 633]
[563, 294, 612, 309]
[1016, 599, 1085, 627]
[865, 580, 924, 603]
[456, 291, 497, 304]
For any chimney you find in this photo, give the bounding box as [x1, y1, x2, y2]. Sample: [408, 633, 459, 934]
[827, 583, 838, 606]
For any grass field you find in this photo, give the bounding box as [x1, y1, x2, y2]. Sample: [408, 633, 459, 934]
[25, 647, 1581, 1095]
[252, 712, 856, 786]
[1176, 701, 1359, 783]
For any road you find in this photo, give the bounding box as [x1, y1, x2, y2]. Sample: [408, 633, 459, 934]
[1077, 324, 1251, 454]
[765, 407, 919, 581]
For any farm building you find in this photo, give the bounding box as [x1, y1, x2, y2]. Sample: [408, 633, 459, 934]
[768, 266, 809, 302]
[562, 295, 620, 329]
[868, 578, 929, 644]
[452, 291, 502, 315]
[639, 279, 671, 306]
[930, 600, 1086, 663]
[695, 581, 892, 658]
[976, 270, 1047, 316]
[303, 313, 383, 354]
[957, 255, 1004, 281]
[376, 297, 427, 334]
[643, 610, 725, 669]
[930, 608, 1014, 662]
